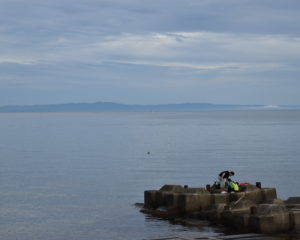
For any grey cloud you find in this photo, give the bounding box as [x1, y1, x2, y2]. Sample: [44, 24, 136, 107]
[2, 0, 300, 36]
[1, 0, 300, 54]
[1, 0, 300, 105]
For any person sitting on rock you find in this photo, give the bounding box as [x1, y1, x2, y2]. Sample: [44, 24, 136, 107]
[218, 171, 235, 188]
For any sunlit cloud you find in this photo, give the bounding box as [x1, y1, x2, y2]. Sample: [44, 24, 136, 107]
[107, 59, 285, 73]
[0, 58, 40, 65]
[91, 31, 300, 61]
[1, 30, 299, 73]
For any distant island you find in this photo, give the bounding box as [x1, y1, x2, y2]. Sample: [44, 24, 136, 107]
[0, 102, 299, 112]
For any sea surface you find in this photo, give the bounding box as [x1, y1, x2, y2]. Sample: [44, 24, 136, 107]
[1, 110, 300, 240]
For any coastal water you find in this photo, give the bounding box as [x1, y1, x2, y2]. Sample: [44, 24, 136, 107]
[1, 111, 300, 240]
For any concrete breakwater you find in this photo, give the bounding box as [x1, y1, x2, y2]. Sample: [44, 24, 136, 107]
[142, 184, 300, 234]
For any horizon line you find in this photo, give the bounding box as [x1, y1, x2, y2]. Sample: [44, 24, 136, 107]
[1, 101, 299, 108]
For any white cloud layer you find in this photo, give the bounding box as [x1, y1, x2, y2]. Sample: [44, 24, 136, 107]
[3, 31, 297, 73]
[0, 0, 300, 105]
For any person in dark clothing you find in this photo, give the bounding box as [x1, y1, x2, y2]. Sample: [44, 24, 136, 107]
[218, 171, 235, 188]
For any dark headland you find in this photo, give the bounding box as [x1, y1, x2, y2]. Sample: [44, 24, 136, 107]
[0, 102, 299, 112]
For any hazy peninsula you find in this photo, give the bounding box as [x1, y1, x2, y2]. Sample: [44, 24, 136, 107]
[0, 102, 299, 113]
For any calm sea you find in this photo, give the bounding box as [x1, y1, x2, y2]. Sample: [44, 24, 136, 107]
[1, 111, 300, 240]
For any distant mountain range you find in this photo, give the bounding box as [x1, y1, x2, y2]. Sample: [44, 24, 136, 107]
[0, 102, 299, 112]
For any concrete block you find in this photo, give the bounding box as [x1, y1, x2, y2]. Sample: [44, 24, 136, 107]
[184, 188, 209, 194]
[231, 190, 264, 204]
[221, 210, 233, 224]
[244, 190, 264, 204]
[200, 204, 229, 222]
[212, 193, 230, 204]
[285, 197, 300, 209]
[231, 213, 250, 230]
[249, 204, 290, 233]
[164, 192, 180, 209]
[270, 211, 290, 232]
[290, 210, 300, 231]
[144, 190, 159, 208]
[272, 198, 285, 205]
[155, 190, 176, 206]
[286, 204, 300, 210]
[261, 188, 277, 202]
[221, 210, 250, 228]
[155, 191, 165, 206]
[143, 184, 299, 235]
[229, 192, 245, 202]
[160, 184, 184, 192]
[203, 209, 221, 222]
[210, 203, 227, 211]
[249, 215, 275, 233]
[230, 199, 256, 212]
[257, 203, 288, 215]
[178, 193, 212, 213]
[249, 213, 290, 234]
[285, 197, 300, 204]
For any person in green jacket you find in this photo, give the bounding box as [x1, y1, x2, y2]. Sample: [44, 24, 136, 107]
[228, 179, 240, 192]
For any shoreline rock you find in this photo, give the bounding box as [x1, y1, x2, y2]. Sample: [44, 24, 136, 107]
[142, 184, 300, 235]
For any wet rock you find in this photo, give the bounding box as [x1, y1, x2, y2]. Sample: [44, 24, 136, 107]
[230, 199, 256, 212]
[160, 184, 185, 192]
[290, 210, 300, 231]
[272, 198, 285, 205]
[143, 184, 299, 235]
[178, 193, 212, 213]
[212, 193, 230, 204]
[184, 188, 209, 194]
[284, 197, 300, 209]
[144, 190, 159, 209]
[261, 188, 277, 202]
[249, 204, 290, 233]
[285, 197, 300, 204]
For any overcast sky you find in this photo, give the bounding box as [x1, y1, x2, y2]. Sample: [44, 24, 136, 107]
[1, 0, 300, 105]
